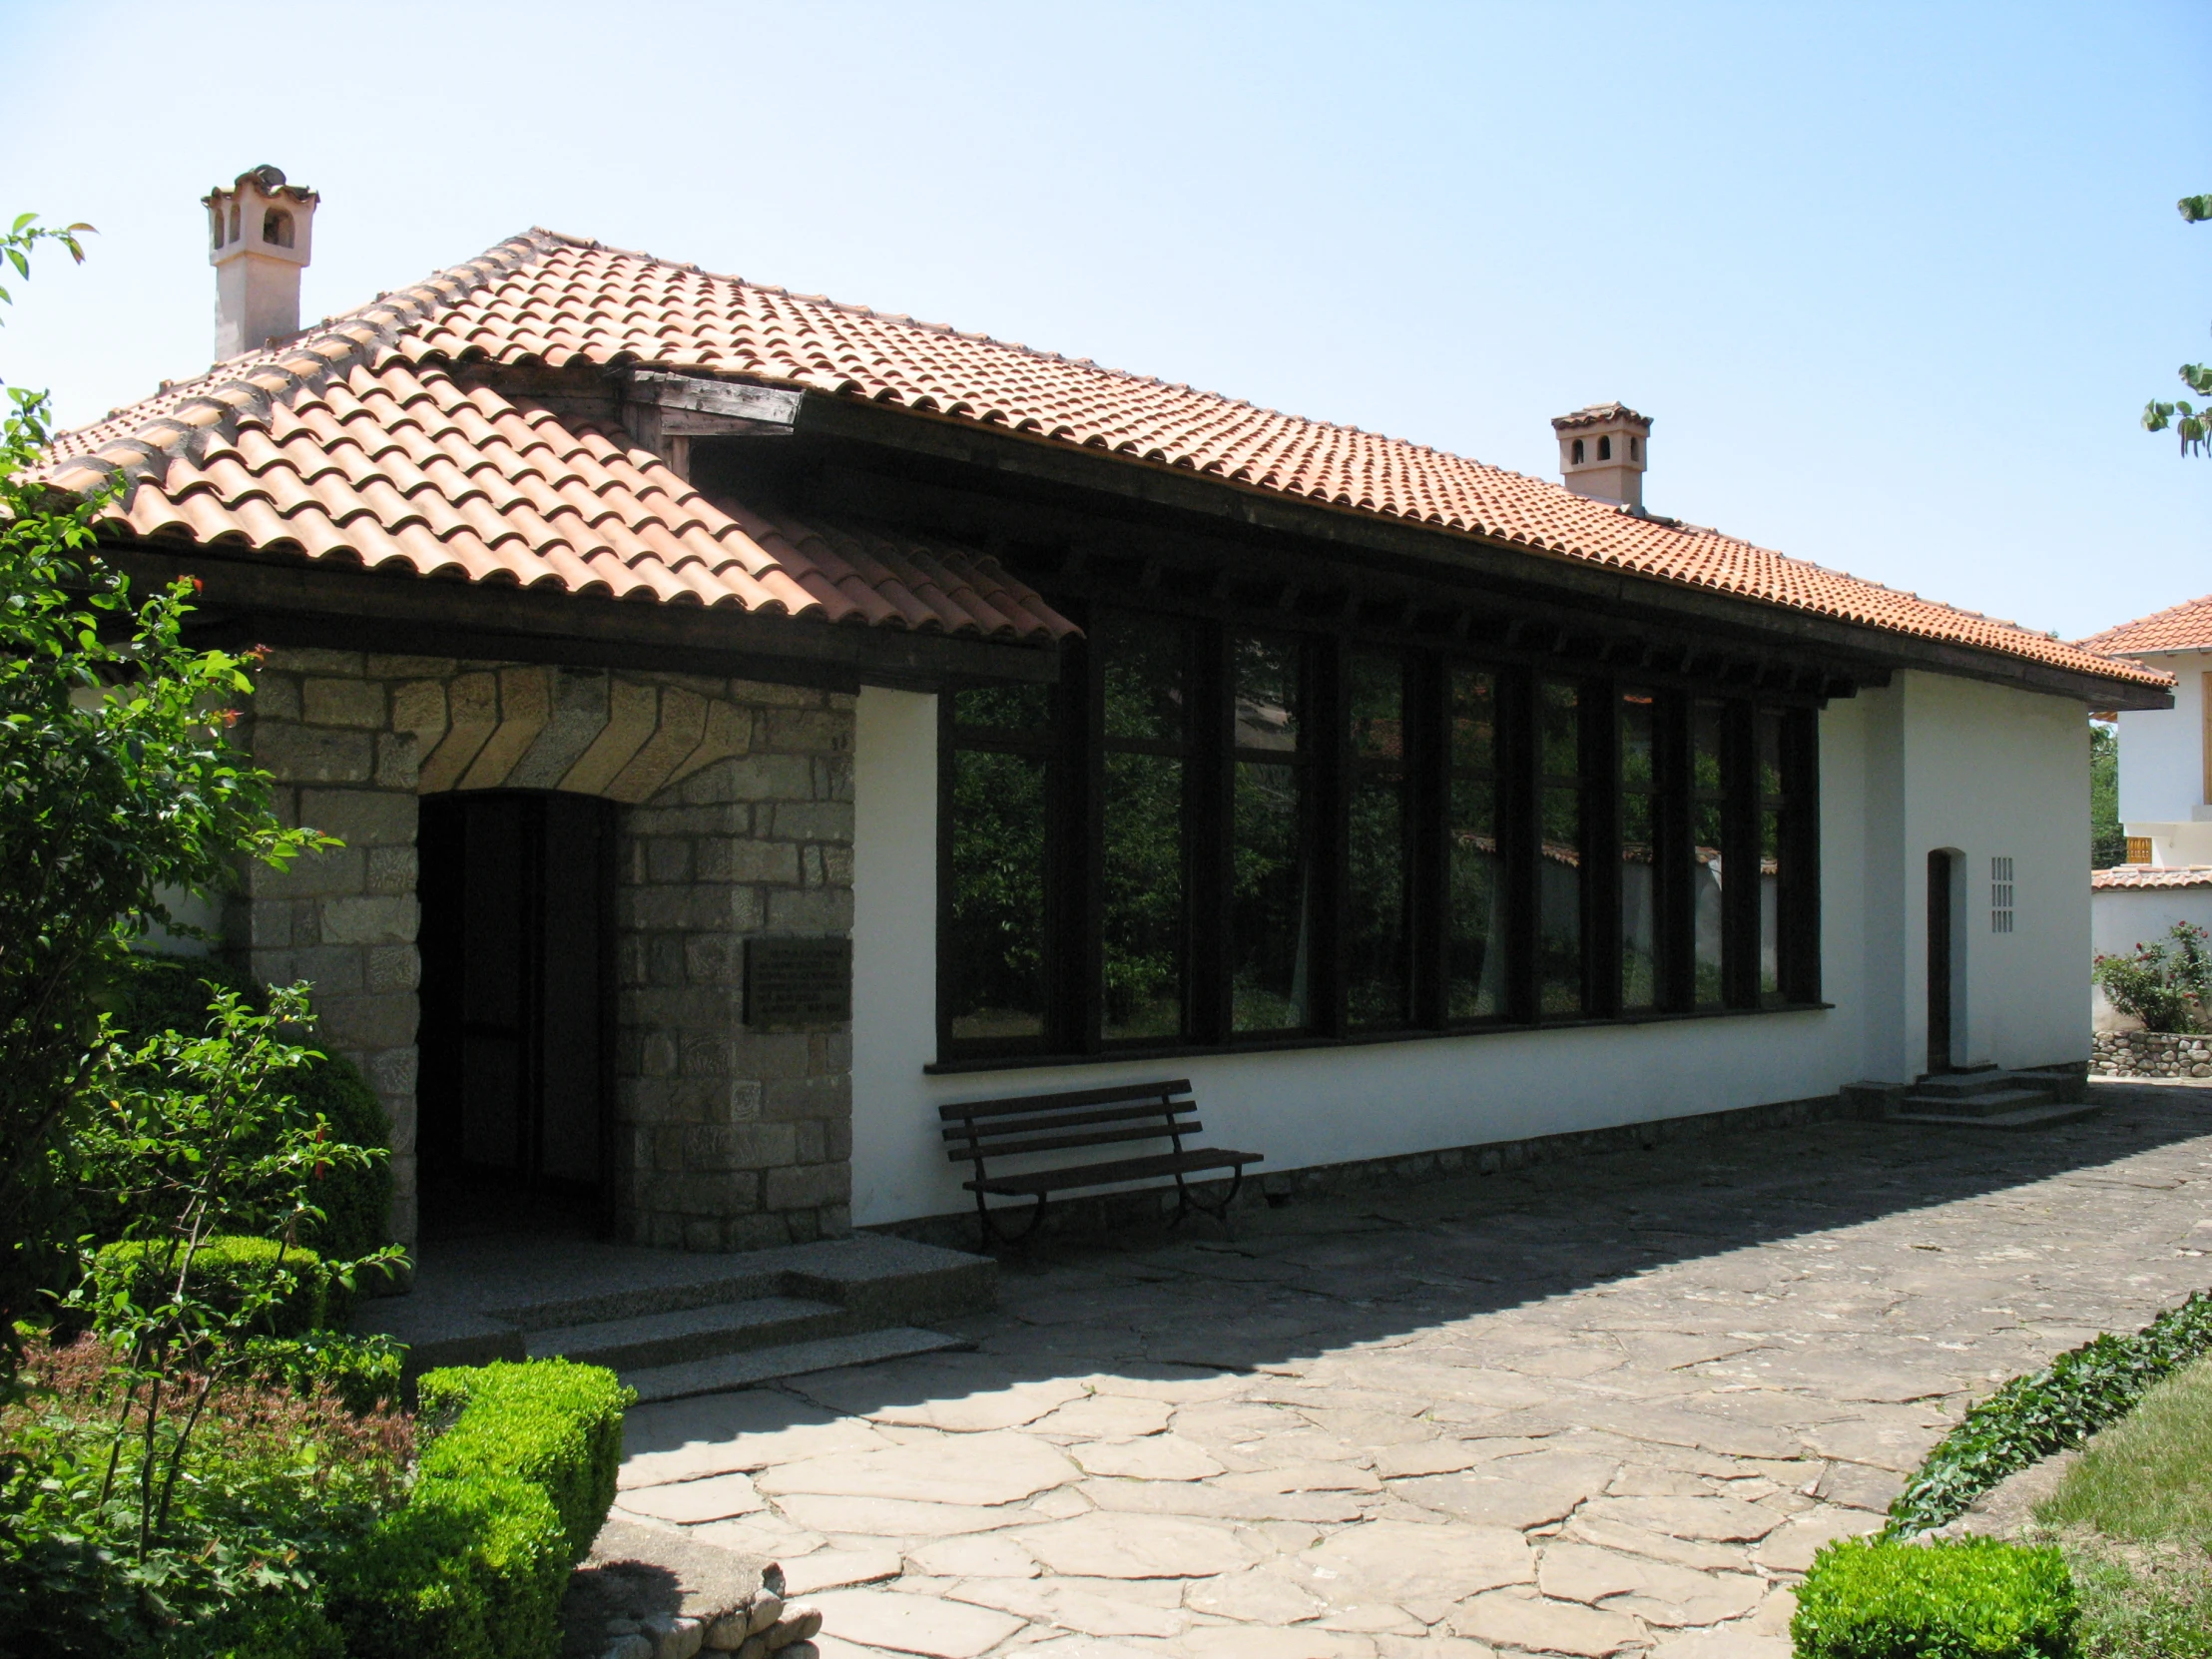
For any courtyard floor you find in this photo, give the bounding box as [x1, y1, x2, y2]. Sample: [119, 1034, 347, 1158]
[610, 1081, 2212, 1659]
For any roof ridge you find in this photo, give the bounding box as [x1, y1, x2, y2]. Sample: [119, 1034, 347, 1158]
[44, 229, 565, 497]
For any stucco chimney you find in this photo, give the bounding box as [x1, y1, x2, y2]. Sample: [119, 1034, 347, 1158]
[203, 165, 316, 362]
[1552, 402, 1651, 511]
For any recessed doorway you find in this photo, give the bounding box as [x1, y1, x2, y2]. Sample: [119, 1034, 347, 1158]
[416, 792, 616, 1239]
[1927, 847, 1956, 1075]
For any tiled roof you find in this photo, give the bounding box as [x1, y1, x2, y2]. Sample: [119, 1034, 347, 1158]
[2076, 595, 2212, 659]
[2092, 865, 2212, 890]
[41, 229, 2166, 688]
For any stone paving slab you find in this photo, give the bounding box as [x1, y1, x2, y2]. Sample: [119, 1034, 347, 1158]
[596, 1081, 2212, 1655]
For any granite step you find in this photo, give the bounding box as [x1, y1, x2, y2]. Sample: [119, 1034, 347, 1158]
[1896, 1085, 2055, 1119]
[622, 1326, 976, 1403]
[526, 1295, 847, 1373]
[1891, 1101, 2103, 1132]
[1910, 1067, 2021, 1101]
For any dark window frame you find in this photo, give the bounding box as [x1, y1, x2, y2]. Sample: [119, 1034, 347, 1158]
[934, 605, 1827, 1065]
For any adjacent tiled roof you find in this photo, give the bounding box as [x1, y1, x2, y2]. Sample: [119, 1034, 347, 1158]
[40, 229, 2167, 688]
[2076, 595, 2212, 659]
[2092, 865, 2212, 890]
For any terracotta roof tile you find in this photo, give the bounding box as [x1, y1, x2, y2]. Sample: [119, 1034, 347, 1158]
[39, 228, 2159, 686]
[2076, 594, 2212, 659]
[2092, 865, 2212, 890]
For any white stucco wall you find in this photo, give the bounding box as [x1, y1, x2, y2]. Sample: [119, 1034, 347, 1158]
[2117, 650, 2211, 861]
[850, 672, 2092, 1229]
[2090, 883, 2212, 1029]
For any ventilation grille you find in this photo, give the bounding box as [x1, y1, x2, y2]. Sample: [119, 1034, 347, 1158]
[1991, 854, 2014, 933]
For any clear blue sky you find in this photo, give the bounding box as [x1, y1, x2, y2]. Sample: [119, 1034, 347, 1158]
[4, 1, 2207, 640]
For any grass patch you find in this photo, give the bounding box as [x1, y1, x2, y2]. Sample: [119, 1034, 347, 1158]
[2039, 1354, 2212, 1543]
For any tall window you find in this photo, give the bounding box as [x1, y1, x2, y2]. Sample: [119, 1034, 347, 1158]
[1537, 680, 1585, 1016]
[937, 617, 1824, 1061]
[1100, 612, 1192, 1041]
[1690, 698, 1728, 1007]
[1619, 688, 1662, 1011]
[1446, 668, 1503, 1021]
[1230, 633, 1313, 1033]
[1347, 651, 1412, 1027]
[943, 684, 1056, 1046]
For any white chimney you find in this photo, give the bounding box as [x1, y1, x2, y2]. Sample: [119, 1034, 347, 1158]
[1552, 402, 1651, 511]
[203, 165, 316, 362]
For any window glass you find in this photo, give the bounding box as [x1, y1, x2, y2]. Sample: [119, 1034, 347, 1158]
[1620, 689, 1660, 1011]
[1691, 698, 1727, 1006]
[954, 683, 1053, 731]
[1347, 651, 1408, 1028]
[946, 748, 1050, 1042]
[1231, 633, 1310, 1032]
[1097, 612, 1191, 1041]
[1538, 680, 1583, 1015]
[1447, 669, 1501, 1020]
[1757, 706, 1789, 1005]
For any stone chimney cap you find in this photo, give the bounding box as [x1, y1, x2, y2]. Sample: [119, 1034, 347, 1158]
[1551, 402, 1651, 433]
[202, 165, 319, 213]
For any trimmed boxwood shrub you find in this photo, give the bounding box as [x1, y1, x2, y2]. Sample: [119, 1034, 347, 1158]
[1793, 1537, 2078, 1659]
[105, 952, 393, 1266]
[325, 1472, 568, 1659]
[1889, 1290, 2212, 1534]
[91, 1235, 346, 1336]
[416, 1359, 633, 1565]
[327, 1359, 633, 1659]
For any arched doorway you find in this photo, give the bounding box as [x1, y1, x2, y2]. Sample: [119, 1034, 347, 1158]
[415, 791, 617, 1238]
[1926, 847, 1960, 1075]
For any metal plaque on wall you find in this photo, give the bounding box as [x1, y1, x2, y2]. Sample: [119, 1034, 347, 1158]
[744, 936, 852, 1029]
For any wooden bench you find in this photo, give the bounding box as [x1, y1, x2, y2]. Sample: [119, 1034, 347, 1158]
[939, 1078, 1264, 1248]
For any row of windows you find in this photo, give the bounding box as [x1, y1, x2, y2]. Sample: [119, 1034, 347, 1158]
[938, 608, 1821, 1061]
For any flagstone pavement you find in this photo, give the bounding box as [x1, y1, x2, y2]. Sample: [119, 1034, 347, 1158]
[609, 1081, 2212, 1659]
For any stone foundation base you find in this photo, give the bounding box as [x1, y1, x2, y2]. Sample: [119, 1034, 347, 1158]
[2093, 1029, 2212, 1079]
[872, 1090, 1870, 1254]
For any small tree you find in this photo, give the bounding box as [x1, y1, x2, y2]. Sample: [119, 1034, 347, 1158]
[2093, 921, 2212, 1033]
[2090, 720, 2125, 869]
[2141, 194, 2212, 453]
[0, 216, 328, 1374]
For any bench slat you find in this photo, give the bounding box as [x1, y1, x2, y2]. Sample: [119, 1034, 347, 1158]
[938, 1079, 1194, 1123]
[948, 1121, 1206, 1163]
[966, 1147, 1263, 1197]
[941, 1099, 1194, 1146]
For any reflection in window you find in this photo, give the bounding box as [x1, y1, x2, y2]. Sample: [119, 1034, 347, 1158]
[1692, 699, 1727, 1006]
[1757, 707, 1786, 1004]
[1232, 634, 1311, 1031]
[946, 748, 1050, 1042]
[1447, 669, 1502, 1019]
[1099, 612, 1190, 1041]
[1347, 651, 1409, 1028]
[1620, 688, 1660, 1010]
[1538, 680, 1584, 1016]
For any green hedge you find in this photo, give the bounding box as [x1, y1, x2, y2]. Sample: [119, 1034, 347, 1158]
[416, 1360, 633, 1565]
[326, 1360, 634, 1659]
[92, 1235, 345, 1337]
[1888, 1291, 2212, 1535]
[108, 953, 394, 1267]
[1793, 1536, 2078, 1659]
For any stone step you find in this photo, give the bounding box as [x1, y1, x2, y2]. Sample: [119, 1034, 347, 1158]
[622, 1326, 975, 1403]
[1911, 1068, 2023, 1101]
[526, 1295, 847, 1373]
[1891, 1101, 2103, 1132]
[1896, 1086, 2054, 1119]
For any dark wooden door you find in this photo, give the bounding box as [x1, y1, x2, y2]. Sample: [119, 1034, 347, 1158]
[417, 793, 615, 1233]
[1926, 848, 1952, 1074]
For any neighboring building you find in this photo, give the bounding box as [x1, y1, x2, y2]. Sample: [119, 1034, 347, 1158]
[2075, 598, 2212, 1025]
[35, 170, 2171, 1252]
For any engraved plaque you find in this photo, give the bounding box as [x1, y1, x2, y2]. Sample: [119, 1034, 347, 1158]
[744, 936, 851, 1029]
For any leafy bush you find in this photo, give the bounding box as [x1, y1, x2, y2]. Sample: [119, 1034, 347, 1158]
[93, 950, 394, 1266]
[2092, 921, 2212, 1032]
[416, 1359, 633, 1565]
[1793, 1536, 2078, 1659]
[243, 1329, 405, 1415]
[92, 1234, 342, 1339]
[324, 1472, 569, 1659]
[326, 1359, 632, 1659]
[1889, 1292, 2212, 1535]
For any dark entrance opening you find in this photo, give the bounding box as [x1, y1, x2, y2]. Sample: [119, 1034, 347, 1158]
[1926, 848, 1953, 1075]
[417, 793, 616, 1239]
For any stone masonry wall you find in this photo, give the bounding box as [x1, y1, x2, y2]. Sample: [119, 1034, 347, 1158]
[234, 648, 853, 1251]
[2092, 1029, 2212, 1078]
